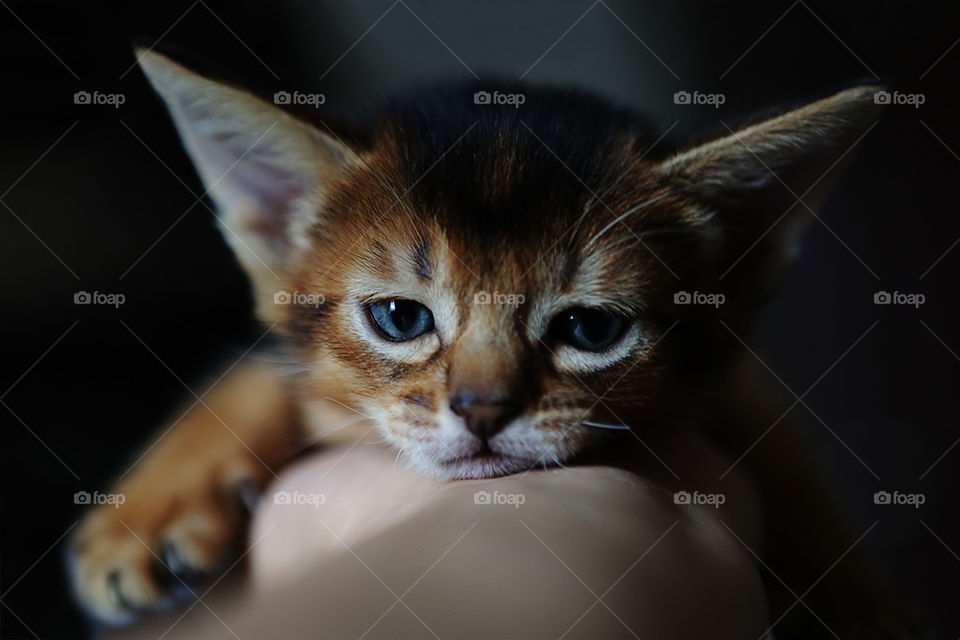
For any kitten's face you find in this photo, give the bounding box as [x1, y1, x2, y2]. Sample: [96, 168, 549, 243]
[286, 136, 705, 478]
[137, 51, 881, 479]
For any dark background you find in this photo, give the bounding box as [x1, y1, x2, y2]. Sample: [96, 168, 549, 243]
[1, 1, 957, 637]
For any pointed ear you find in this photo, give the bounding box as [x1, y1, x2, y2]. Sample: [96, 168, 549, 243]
[137, 50, 357, 320]
[658, 85, 884, 305]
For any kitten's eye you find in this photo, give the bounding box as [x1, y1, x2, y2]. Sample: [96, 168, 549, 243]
[367, 299, 435, 341]
[550, 307, 626, 352]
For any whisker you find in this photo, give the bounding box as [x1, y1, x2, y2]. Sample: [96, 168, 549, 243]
[562, 195, 597, 253]
[241, 352, 304, 365]
[581, 420, 631, 430]
[301, 416, 370, 446]
[603, 217, 717, 254]
[267, 364, 312, 379]
[322, 396, 372, 419]
[583, 182, 708, 249]
[584, 190, 677, 249]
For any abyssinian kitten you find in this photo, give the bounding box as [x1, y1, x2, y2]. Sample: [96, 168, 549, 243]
[71, 50, 908, 635]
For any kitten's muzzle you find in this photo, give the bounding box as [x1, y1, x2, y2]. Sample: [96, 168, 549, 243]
[449, 392, 520, 441]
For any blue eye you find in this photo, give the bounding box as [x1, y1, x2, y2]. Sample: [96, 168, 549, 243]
[367, 299, 435, 341]
[550, 308, 626, 352]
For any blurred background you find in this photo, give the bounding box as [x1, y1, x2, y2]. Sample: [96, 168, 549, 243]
[1, 0, 957, 637]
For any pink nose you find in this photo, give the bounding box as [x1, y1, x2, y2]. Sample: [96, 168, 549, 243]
[449, 392, 520, 441]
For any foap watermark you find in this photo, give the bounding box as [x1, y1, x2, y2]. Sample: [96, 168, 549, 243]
[873, 90, 925, 108]
[74, 490, 126, 508]
[874, 291, 925, 308]
[274, 290, 325, 307]
[74, 90, 125, 108]
[674, 90, 725, 108]
[473, 90, 525, 108]
[473, 490, 525, 508]
[274, 90, 326, 107]
[674, 290, 725, 308]
[674, 490, 726, 508]
[273, 490, 325, 508]
[873, 490, 925, 508]
[74, 290, 125, 308]
[474, 290, 525, 307]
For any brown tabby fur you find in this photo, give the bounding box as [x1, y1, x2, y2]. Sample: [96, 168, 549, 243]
[69, 50, 914, 637]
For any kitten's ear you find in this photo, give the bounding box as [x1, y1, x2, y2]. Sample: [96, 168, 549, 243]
[657, 85, 884, 305]
[136, 50, 357, 318]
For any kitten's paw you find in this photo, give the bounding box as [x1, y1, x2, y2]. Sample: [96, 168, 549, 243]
[69, 471, 258, 624]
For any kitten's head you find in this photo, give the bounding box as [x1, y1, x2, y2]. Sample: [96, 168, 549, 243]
[139, 52, 882, 478]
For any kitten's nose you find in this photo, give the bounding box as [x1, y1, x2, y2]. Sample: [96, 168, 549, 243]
[449, 392, 519, 441]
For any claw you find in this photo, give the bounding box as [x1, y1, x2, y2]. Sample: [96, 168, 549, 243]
[108, 569, 135, 613]
[234, 478, 260, 515]
[160, 540, 206, 583]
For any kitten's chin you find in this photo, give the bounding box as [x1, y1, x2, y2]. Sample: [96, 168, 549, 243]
[412, 450, 539, 480]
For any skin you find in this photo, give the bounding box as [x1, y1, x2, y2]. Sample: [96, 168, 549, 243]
[109, 436, 768, 640]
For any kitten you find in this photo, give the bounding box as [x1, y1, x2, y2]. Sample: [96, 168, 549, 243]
[71, 50, 903, 634]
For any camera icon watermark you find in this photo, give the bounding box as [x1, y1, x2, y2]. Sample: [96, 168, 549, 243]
[274, 90, 326, 107]
[873, 90, 924, 108]
[673, 290, 725, 308]
[473, 290, 525, 307]
[273, 290, 325, 307]
[473, 490, 525, 508]
[74, 290, 125, 308]
[74, 90, 126, 108]
[74, 490, 126, 508]
[473, 90, 525, 108]
[873, 291, 925, 308]
[673, 490, 726, 508]
[673, 90, 725, 108]
[273, 490, 325, 508]
[873, 490, 925, 508]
